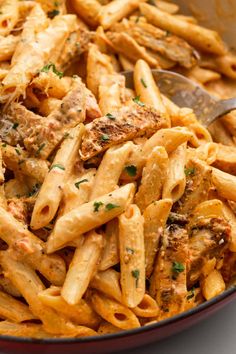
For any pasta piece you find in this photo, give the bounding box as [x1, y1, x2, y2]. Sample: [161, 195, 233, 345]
[89, 142, 133, 200]
[0, 35, 20, 62]
[0, 321, 57, 339]
[90, 269, 122, 303]
[140, 3, 226, 55]
[212, 144, 236, 175]
[119, 54, 134, 71]
[98, 0, 145, 30]
[47, 183, 135, 253]
[135, 146, 168, 211]
[149, 0, 179, 13]
[98, 74, 125, 115]
[212, 168, 236, 202]
[0, 290, 36, 323]
[91, 291, 140, 330]
[80, 105, 169, 160]
[132, 294, 159, 318]
[201, 52, 236, 79]
[31, 124, 85, 230]
[0, 207, 66, 285]
[201, 269, 225, 300]
[98, 321, 121, 335]
[38, 286, 100, 328]
[61, 230, 104, 305]
[69, 0, 101, 27]
[208, 120, 235, 147]
[143, 199, 172, 278]
[134, 59, 169, 117]
[150, 223, 188, 318]
[162, 143, 187, 202]
[192, 142, 219, 166]
[87, 44, 114, 97]
[186, 66, 221, 85]
[0, 0, 19, 37]
[0, 252, 96, 336]
[221, 202, 236, 252]
[119, 204, 145, 308]
[99, 218, 119, 271]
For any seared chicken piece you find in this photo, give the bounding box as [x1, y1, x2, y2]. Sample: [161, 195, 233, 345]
[151, 220, 188, 319]
[188, 217, 230, 287]
[213, 144, 236, 176]
[80, 104, 169, 160]
[174, 159, 212, 214]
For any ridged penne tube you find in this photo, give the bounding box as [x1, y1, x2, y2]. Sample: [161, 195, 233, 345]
[201, 269, 225, 301]
[31, 124, 85, 230]
[89, 142, 133, 200]
[90, 269, 122, 303]
[0, 185, 6, 209]
[119, 204, 145, 308]
[193, 142, 219, 165]
[38, 286, 101, 328]
[0, 207, 66, 286]
[201, 53, 236, 79]
[1, 15, 77, 100]
[0, 290, 36, 323]
[98, 74, 125, 115]
[61, 231, 104, 305]
[47, 183, 135, 253]
[212, 144, 236, 175]
[187, 66, 221, 85]
[2, 144, 49, 183]
[0, 252, 96, 336]
[99, 218, 119, 270]
[98, 321, 121, 335]
[0, 35, 20, 62]
[70, 0, 101, 27]
[221, 202, 236, 252]
[151, 0, 179, 13]
[119, 54, 135, 71]
[189, 123, 212, 145]
[143, 199, 172, 278]
[162, 143, 187, 202]
[87, 44, 114, 97]
[91, 291, 140, 330]
[134, 59, 168, 117]
[60, 169, 96, 216]
[0, 0, 19, 36]
[135, 146, 168, 211]
[0, 321, 56, 339]
[190, 200, 223, 224]
[140, 3, 226, 55]
[208, 120, 235, 146]
[132, 294, 159, 318]
[98, 0, 146, 30]
[212, 167, 236, 202]
[0, 275, 21, 297]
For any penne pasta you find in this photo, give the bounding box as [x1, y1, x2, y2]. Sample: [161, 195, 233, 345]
[99, 218, 120, 270]
[90, 269, 122, 303]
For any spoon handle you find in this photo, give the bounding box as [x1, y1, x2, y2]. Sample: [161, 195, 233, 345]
[205, 98, 236, 127]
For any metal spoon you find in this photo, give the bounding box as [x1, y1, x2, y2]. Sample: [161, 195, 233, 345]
[122, 69, 236, 127]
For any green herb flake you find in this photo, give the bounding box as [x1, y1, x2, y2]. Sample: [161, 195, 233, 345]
[50, 164, 65, 171]
[141, 78, 147, 88]
[54, 1, 59, 6]
[187, 287, 195, 300]
[1, 143, 6, 148]
[18, 159, 25, 165]
[35, 143, 45, 157]
[135, 15, 140, 23]
[132, 95, 145, 107]
[126, 247, 134, 255]
[105, 203, 119, 211]
[75, 179, 88, 189]
[12, 122, 19, 130]
[15, 148, 21, 155]
[40, 63, 63, 79]
[47, 9, 60, 19]
[131, 269, 140, 288]
[100, 134, 109, 141]
[93, 201, 104, 212]
[184, 167, 195, 176]
[172, 261, 185, 279]
[105, 113, 116, 120]
[28, 183, 41, 197]
[125, 165, 137, 177]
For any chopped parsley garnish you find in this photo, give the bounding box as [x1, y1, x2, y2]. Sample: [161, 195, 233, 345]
[54, 1, 59, 6]
[1, 143, 6, 148]
[15, 148, 21, 155]
[187, 287, 195, 300]
[100, 134, 109, 141]
[18, 159, 25, 165]
[106, 113, 116, 120]
[105, 203, 119, 211]
[35, 143, 45, 157]
[131, 269, 140, 288]
[132, 95, 145, 107]
[172, 261, 185, 279]
[50, 164, 65, 171]
[74, 179, 88, 189]
[126, 247, 134, 255]
[12, 122, 19, 130]
[28, 183, 41, 197]
[141, 78, 147, 88]
[125, 165, 137, 177]
[184, 167, 195, 176]
[93, 201, 104, 212]
[47, 9, 60, 19]
[41, 63, 63, 79]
